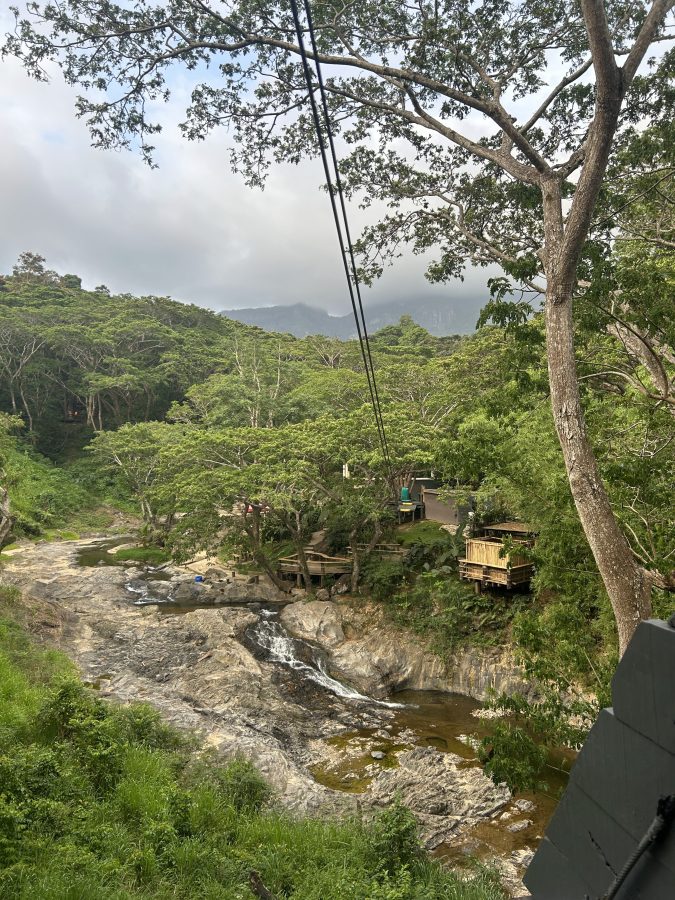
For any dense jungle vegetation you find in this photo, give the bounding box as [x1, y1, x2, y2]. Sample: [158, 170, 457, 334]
[2, 1, 675, 895]
[0, 250, 672, 754]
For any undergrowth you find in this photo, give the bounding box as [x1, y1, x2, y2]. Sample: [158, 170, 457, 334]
[377, 569, 527, 655]
[0, 595, 506, 900]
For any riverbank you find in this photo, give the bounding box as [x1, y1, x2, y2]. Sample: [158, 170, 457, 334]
[0, 538, 548, 895]
[0, 598, 507, 900]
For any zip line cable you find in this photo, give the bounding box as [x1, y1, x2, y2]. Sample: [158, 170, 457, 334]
[288, 0, 391, 475]
[300, 0, 393, 472]
[287, 0, 395, 487]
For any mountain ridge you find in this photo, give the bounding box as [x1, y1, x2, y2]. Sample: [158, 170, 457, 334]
[220, 296, 481, 337]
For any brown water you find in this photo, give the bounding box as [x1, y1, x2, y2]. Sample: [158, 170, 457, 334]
[311, 689, 574, 865]
[76, 537, 172, 582]
[76, 537, 134, 566]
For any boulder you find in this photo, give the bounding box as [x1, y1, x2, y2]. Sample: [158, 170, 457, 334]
[204, 566, 229, 581]
[280, 601, 345, 649]
[172, 581, 208, 604]
[334, 574, 351, 595]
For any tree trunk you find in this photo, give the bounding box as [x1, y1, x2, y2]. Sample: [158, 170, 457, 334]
[292, 511, 313, 591]
[139, 497, 154, 525]
[18, 381, 34, 435]
[0, 475, 14, 549]
[242, 508, 292, 593]
[542, 178, 652, 656]
[349, 527, 361, 594]
[252, 548, 293, 593]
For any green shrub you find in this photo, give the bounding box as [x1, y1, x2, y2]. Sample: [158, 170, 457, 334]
[384, 573, 524, 656]
[368, 797, 423, 875]
[479, 723, 547, 793]
[113, 703, 187, 752]
[363, 558, 407, 601]
[0, 586, 21, 606]
[199, 755, 272, 813]
[0, 610, 506, 900]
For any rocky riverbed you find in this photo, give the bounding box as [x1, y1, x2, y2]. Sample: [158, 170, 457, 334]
[1, 538, 545, 895]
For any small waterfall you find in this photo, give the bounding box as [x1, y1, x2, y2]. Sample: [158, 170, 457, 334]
[125, 582, 171, 606]
[249, 610, 403, 708]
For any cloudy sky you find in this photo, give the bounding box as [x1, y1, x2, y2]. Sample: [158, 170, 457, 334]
[0, 10, 494, 318]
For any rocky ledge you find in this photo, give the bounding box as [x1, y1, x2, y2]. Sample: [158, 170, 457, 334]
[369, 746, 510, 849]
[280, 598, 531, 701]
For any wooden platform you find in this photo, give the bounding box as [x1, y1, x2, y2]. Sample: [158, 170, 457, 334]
[458, 559, 533, 588]
[458, 523, 535, 589]
[277, 549, 352, 579]
[348, 542, 407, 558]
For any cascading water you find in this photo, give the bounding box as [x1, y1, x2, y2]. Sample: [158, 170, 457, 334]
[249, 610, 403, 708]
[125, 582, 164, 605]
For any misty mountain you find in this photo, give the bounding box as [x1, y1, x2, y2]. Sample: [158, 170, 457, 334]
[220, 296, 482, 338]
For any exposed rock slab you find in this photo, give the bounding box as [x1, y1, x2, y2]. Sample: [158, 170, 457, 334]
[367, 746, 510, 849]
[0, 541, 350, 814]
[280, 599, 530, 701]
[1, 539, 525, 895]
[169, 576, 290, 606]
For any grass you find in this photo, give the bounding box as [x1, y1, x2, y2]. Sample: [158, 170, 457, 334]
[396, 521, 455, 548]
[0, 591, 507, 900]
[114, 547, 171, 566]
[42, 529, 81, 542]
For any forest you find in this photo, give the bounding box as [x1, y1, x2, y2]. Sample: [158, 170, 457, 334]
[0, 247, 672, 741]
[1, 0, 675, 896]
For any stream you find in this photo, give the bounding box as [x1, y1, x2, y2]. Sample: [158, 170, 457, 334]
[74, 537, 570, 878]
[310, 690, 570, 867]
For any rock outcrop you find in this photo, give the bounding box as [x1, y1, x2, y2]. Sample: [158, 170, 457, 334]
[279, 600, 345, 648]
[0, 541, 348, 814]
[169, 575, 290, 606]
[1, 539, 527, 895]
[368, 746, 510, 848]
[280, 598, 530, 701]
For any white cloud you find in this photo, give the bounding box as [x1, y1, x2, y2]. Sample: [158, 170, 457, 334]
[0, 42, 494, 319]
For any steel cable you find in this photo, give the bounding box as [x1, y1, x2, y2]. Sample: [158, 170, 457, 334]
[288, 0, 396, 488]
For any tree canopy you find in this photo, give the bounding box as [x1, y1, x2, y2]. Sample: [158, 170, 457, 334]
[0, 248, 672, 718]
[5, 0, 674, 650]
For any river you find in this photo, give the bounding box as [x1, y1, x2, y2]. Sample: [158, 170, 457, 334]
[3, 537, 572, 894]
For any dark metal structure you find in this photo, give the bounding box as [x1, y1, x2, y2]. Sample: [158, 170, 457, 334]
[525, 617, 675, 899]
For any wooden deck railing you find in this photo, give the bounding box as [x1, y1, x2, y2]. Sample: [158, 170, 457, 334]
[277, 549, 352, 576]
[348, 542, 408, 558]
[464, 537, 530, 568]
